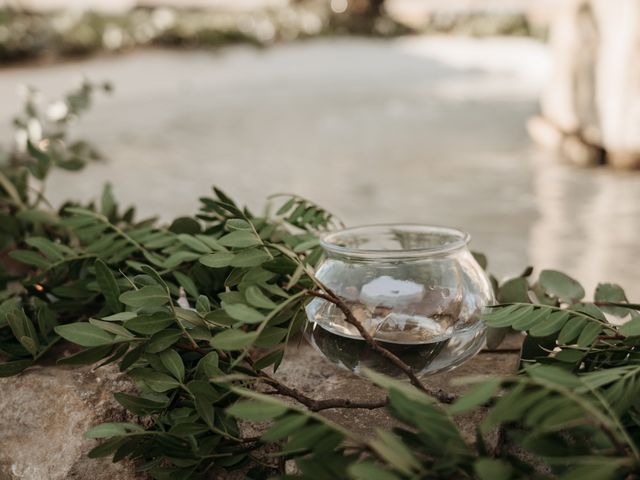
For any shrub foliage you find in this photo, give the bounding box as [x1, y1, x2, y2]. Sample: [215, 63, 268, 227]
[1, 83, 640, 479]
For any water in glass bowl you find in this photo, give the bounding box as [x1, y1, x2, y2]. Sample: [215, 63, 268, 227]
[304, 298, 486, 378]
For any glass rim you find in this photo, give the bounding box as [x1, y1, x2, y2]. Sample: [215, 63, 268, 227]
[320, 223, 471, 259]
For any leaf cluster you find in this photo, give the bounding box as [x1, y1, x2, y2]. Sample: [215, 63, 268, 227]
[2, 83, 640, 479]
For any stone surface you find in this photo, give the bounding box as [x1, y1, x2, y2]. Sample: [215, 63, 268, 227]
[0, 363, 140, 480]
[0, 334, 521, 480]
[274, 334, 522, 442]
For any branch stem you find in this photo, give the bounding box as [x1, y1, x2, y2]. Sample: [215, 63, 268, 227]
[257, 370, 388, 411]
[306, 289, 457, 404]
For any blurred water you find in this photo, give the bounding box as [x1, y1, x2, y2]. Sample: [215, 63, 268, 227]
[0, 36, 638, 297]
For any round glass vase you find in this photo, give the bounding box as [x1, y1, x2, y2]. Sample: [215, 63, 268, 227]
[304, 224, 494, 378]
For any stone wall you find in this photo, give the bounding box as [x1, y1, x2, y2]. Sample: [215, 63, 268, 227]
[0, 336, 520, 479]
[0, 365, 139, 480]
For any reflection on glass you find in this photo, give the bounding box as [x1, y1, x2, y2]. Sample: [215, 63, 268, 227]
[305, 224, 494, 378]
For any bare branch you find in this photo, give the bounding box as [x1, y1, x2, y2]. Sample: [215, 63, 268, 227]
[256, 370, 388, 411]
[306, 289, 457, 404]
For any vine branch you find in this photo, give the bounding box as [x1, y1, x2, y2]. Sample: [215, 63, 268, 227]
[257, 370, 389, 411]
[306, 288, 457, 404]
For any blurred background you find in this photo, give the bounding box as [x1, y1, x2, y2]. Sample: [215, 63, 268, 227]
[0, 0, 639, 297]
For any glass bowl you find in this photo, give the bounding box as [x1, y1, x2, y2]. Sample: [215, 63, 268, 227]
[304, 224, 494, 378]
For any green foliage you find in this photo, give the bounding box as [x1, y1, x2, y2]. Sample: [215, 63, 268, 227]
[2, 83, 640, 479]
[0, 4, 412, 65]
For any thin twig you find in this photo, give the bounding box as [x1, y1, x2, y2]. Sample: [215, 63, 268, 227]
[598, 335, 625, 341]
[168, 296, 198, 349]
[593, 301, 640, 309]
[257, 370, 388, 412]
[492, 424, 508, 457]
[241, 356, 388, 411]
[306, 289, 457, 404]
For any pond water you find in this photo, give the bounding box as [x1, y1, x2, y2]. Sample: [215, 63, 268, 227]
[0, 36, 638, 298]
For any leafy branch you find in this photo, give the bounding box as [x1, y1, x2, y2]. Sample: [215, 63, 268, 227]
[2, 81, 640, 480]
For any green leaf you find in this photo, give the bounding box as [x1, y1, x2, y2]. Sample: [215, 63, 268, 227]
[194, 234, 225, 252]
[0, 359, 34, 377]
[226, 219, 252, 231]
[27, 140, 50, 179]
[19, 336, 37, 356]
[84, 422, 144, 438]
[498, 277, 530, 303]
[89, 318, 134, 338]
[102, 312, 137, 322]
[244, 286, 277, 309]
[58, 345, 114, 365]
[474, 458, 513, 480]
[87, 438, 126, 459]
[252, 349, 284, 371]
[576, 321, 602, 347]
[472, 251, 488, 270]
[620, 315, 640, 337]
[196, 295, 211, 314]
[94, 260, 121, 313]
[229, 248, 270, 267]
[363, 368, 431, 405]
[145, 329, 182, 353]
[482, 304, 528, 328]
[254, 327, 287, 347]
[218, 231, 261, 248]
[369, 429, 421, 476]
[276, 197, 296, 215]
[100, 183, 116, 217]
[163, 251, 201, 269]
[16, 209, 58, 225]
[125, 312, 174, 335]
[293, 238, 320, 253]
[595, 283, 630, 317]
[119, 285, 168, 308]
[25, 237, 65, 260]
[280, 424, 332, 455]
[227, 400, 288, 421]
[199, 252, 234, 268]
[54, 323, 115, 347]
[159, 349, 185, 382]
[558, 317, 587, 344]
[168, 217, 201, 234]
[209, 329, 257, 350]
[559, 462, 624, 480]
[261, 414, 307, 441]
[527, 365, 581, 389]
[173, 271, 199, 299]
[177, 234, 213, 253]
[174, 307, 205, 328]
[196, 351, 222, 378]
[6, 309, 39, 355]
[529, 311, 569, 337]
[169, 423, 210, 436]
[538, 270, 585, 302]
[143, 371, 181, 392]
[348, 462, 402, 480]
[224, 303, 264, 324]
[449, 378, 501, 414]
[114, 392, 167, 415]
[8, 250, 50, 269]
[195, 396, 215, 428]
